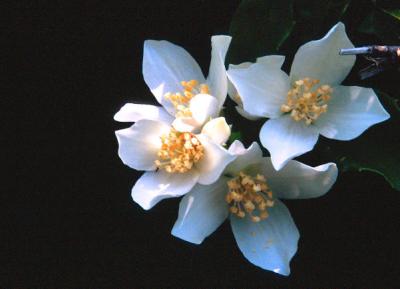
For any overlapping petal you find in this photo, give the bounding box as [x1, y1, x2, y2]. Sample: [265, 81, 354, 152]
[200, 117, 231, 145]
[260, 116, 320, 170]
[227, 62, 289, 118]
[260, 158, 338, 199]
[230, 199, 299, 276]
[207, 35, 232, 110]
[315, 86, 390, 140]
[115, 119, 170, 171]
[225, 141, 263, 176]
[132, 169, 200, 210]
[196, 135, 236, 185]
[143, 40, 206, 114]
[114, 103, 174, 124]
[171, 177, 229, 244]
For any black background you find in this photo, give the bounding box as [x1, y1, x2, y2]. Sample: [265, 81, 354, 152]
[7, 0, 400, 287]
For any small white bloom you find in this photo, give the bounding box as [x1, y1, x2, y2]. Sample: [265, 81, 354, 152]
[172, 141, 338, 275]
[115, 117, 235, 210]
[227, 22, 390, 170]
[115, 35, 232, 132]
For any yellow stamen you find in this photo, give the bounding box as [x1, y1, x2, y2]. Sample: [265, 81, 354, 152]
[281, 77, 332, 125]
[164, 80, 210, 118]
[226, 172, 274, 222]
[155, 128, 204, 173]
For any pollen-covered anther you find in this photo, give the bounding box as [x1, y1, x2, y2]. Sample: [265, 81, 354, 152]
[281, 77, 333, 125]
[155, 128, 204, 173]
[164, 79, 210, 118]
[226, 172, 274, 222]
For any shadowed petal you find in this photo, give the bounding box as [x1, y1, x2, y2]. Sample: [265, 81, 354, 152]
[171, 94, 219, 133]
[189, 94, 219, 127]
[115, 120, 170, 171]
[114, 103, 174, 124]
[260, 116, 319, 170]
[143, 40, 206, 114]
[315, 85, 390, 140]
[225, 142, 263, 176]
[132, 169, 199, 210]
[201, 117, 231, 145]
[260, 158, 338, 199]
[171, 176, 229, 244]
[196, 135, 236, 185]
[230, 199, 299, 276]
[256, 55, 285, 69]
[207, 35, 232, 110]
[290, 22, 355, 85]
[227, 63, 289, 118]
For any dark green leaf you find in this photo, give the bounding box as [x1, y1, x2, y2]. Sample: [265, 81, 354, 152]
[381, 8, 400, 21]
[357, 8, 400, 44]
[227, 131, 243, 146]
[227, 0, 295, 64]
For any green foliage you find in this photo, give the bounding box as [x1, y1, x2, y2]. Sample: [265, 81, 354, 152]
[381, 8, 400, 21]
[358, 7, 400, 44]
[227, 0, 295, 64]
[227, 131, 243, 146]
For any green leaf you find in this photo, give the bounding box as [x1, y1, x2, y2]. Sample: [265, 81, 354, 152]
[357, 8, 400, 44]
[325, 92, 400, 191]
[381, 8, 400, 21]
[295, 0, 350, 22]
[227, 131, 242, 146]
[227, 0, 295, 64]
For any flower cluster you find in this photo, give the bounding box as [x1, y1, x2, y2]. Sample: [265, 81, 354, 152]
[114, 23, 389, 275]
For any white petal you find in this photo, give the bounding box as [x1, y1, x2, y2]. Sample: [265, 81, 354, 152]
[227, 139, 246, 155]
[227, 63, 290, 118]
[230, 199, 299, 276]
[131, 170, 199, 210]
[189, 94, 219, 127]
[143, 40, 206, 114]
[201, 117, 231, 145]
[228, 56, 285, 104]
[225, 142, 263, 176]
[171, 176, 229, 244]
[171, 117, 198, 133]
[260, 116, 319, 170]
[114, 103, 174, 124]
[207, 35, 232, 110]
[315, 85, 390, 140]
[235, 106, 261, 120]
[256, 55, 285, 69]
[260, 158, 338, 199]
[195, 135, 236, 185]
[115, 120, 170, 171]
[290, 22, 356, 85]
[228, 62, 252, 104]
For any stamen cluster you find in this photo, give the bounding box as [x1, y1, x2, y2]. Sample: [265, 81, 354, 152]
[155, 128, 204, 173]
[281, 78, 332, 125]
[226, 172, 274, 222]
[164, 80, 210, 118]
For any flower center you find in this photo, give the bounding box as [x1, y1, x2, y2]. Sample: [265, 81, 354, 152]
[281, 78, 332, 125]
[164, 80, 210, 118]
[155, 128, 204, 173]
[226, 172, 275, 222]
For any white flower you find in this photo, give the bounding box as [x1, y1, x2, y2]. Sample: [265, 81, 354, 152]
[114, 35, 232, 132]
[115, 117, 234, 210]
[171, 141, 338, 275]
[227, 22, 390, 170]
